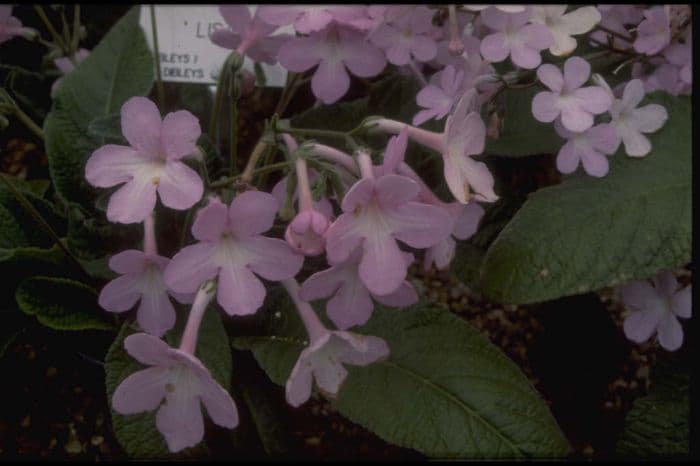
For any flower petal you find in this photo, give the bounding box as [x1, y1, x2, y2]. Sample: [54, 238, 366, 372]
[537, 64, 564, 92]
[99, 275, 141, 313]
[374, 281, 418, 307]
[155, 391, 205, 453]
[359, 233, 406, 296]
[109, 249, 148, 274]
[191, 197, 228, 242]
[563, 56, 590, 91]
[671, 286, 692, 319]
[531, 91, 561, 123]
[160, 110, 201, 160]
[453, 202, 485, 240]
[277, 36, 323, 72]
[121, 96, 162, 155]
[164, 242, 219, 294]
[312, 358, 347, 397]
[556, 141, 580, 174]
[325, 214, 365, 265]
[123, 333, 174, 366]
[327, 273, 374, 330]
[158, 161, 203, 211]
[480, 33, 509, 63]
[629, 104, 668, 133]
[106, 175, 158, 224]
[623, 308, 663, 343]
[334, 332, 390, 366]
[112, 366, 167, 414]
[137, 288, 176, 337]
[311, 59, 350, 104]
[244, 236, 304, 281]
[218, 5, 251, 33]
[199, 375, 239, 428]
[85, 145, 145, 188]
[656, 313, 683, 351]
[217, 262, 266, 316]
[285, 353, 314, 407]
[387, 202, 452, 248]
[228, 191, 279, 237]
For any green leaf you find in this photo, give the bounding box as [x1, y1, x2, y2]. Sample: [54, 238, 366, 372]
[44, 7, 154, 209]
[0, 184, 67, 249]
[235, 300, 570, 458]
[483, 86, 562, 157]
[479, 93, 691, 304]
[0, 307, 26, 359]
[87, 113, 124, 142]
[15, 276, 114, 331]
[615, 355, 689, 456]
[104, 306, 231, 459]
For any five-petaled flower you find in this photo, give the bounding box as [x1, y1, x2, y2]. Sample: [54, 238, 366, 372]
[85, 97, 204, 224]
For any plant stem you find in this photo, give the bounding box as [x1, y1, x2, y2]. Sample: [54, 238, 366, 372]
[34, 6, 71, 56]
[592, 23, 633, 42]
[71, 5, 81, 54]
[228, 71, 239, 176]
[0, 174, 88, 278]
[210, 161, 289, 189]
[280, 126, 349, 140]
[149, 5, 166, 109]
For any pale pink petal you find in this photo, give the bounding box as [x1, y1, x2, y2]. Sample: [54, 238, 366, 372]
[531, 91, 560, 123]
[327, 275, 374, 330]
[244, 236, 304, 281]
[374, 281, 418, 307]
[575, 87, 612, 114]
[85, 145, 146, 188]
[313, 358, 348, 396]
[656, 313, 683, 351]
[325, 214, 364, 266]
[218, 5, 252, 33]
[443, 154, 498, 204]
[343, 38, 387, 78]
[359, 234, 406, 296]
[480, 33, 509, 63]
[311, 60, 350, 104]
[155, 392, 205, 453]
[623, 308, 663, 343]
[123, 333, 173, 366]
[520, 23, 554, 50]
[299, 266, 345, 301]
[453, 202, 485, 240]
[671, 286, 692, 319]
[334, 333, 390, 366]
[210, 28, 241, 49]
[620, 281, 660, 311]
[561, 105, 594, 133]
[510, 44, 543, 69]
[556, 141, 580, 174]
[629, 104, 668, 133]
[109, 249, 148, 275]
[580, 149, 609, 177]
[387, 202, 452, 248]
[563, 56, 590, 91]
[652, 272, 678, 298]
[106, 175, 158, 224]
[199, 376, 239, 428]
[99, 275, 141, 312]
[285, 354, 314, 407]
[620, 78, 645, 109]
[217, 262, 266, 316]
[382, 128, 408, 174]
[374, 174, 420, 207]
[228, 191, 279, 237]
[121, 97, 162, 155]
[537, 64, 564, 92]
[112, 366, 168, 414]
[157, 161, 203, 210]
[619, 125, 651, 157]
[341, 178, 374, 212]
[164, 242, 219, 294]
[277, 36, 323, 72]
[411, 35, 438, 62]
[479, 7, 509, 30]
[160, 110, 201, 160]
[137, 289, 176, 337]
[191, 198, 228, 242]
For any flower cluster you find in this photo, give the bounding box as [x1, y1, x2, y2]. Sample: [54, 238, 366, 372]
[75, 3, 692, 455]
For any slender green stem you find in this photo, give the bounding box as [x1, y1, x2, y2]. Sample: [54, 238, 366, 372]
[34, 6, 71, 56]
[210, 161, 289, 189]
[588, 36, 638, 57]
[256, 144, 277, 187]
[59, 6, 72, 50]
[0, 174, 88, 278]
[149, 5, 166, 109]
[1, 89, 45, 140]
[71, 5, 81, 55]
[280, 126, 349, 140]
[592, 23, 633, 42]
[228, 71, 240, 177]
[208, 66, 229, 143]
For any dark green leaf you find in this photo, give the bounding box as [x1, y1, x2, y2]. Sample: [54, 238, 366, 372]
[235, 299, 569, 458]
[479, 93, 690, 304]
[44, 7, 154, 209]
[15, 276, 114, 330]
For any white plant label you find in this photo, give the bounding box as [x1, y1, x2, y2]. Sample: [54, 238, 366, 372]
[138, 5, 289, 87]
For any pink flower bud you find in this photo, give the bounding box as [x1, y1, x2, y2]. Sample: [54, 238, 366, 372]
[284, 208, 330, 256]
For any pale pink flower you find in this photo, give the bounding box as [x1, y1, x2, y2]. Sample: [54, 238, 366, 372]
[282, 279, 390, 407]
[0, 6, 34, 44]
[374, 91, 497, 204]
[51, 48, 90, 96]
[300, 248, 417, 330]
[589, 5, 641, 50]
[532, 56, 611, 132]
[413, 64, 464, 125]
[257, 5, 370, 34]
[210, 5, 290, 64]
[99, 250, 191, 337]
[164, 193, 303, 316]
[277, 23, 386, 104]
[633, 6, 671, 56]
[608, 79, 668, 157]
[478, 6, 553, 69]
[530, 5, 601, 56]
[553, 121, 619, 178]
[112, 333, 238, 452]
[424, 201, 485, 270]
[370, 6, 438, 66]
[85, 97, 204, 224]
[620, 272, 691, 352]
[324, 151, 452, 297]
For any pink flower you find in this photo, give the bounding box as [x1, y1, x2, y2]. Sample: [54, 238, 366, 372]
[282, 279, 389, 407]
[300, 248, 417, 330]
[51, 48, 90, 96]
[663, 31, 692, 87]
[85, 97, 204, 224]
[112, 333, 238, 452]
[374, 91, 497, 204]
[608, 79, 668, 157]
[210, 6, 290, 65]
[532, 56, 612, 132]
[479, 6, 553, 69]
[164, 193, 303, 316]
[530, 6, 601, 56]
[99, 250, 191, 337]
[257, 6, 370, 34]
[633, 6, 671, 56]
[324, 151, 452, 297]
[620, 272, 691, 351]
[465, 6, 526, 14]
[554, 121, 619, 178]
[412, 64, 464, 126]
[370, 6, 437, 66]
[424, 201, 485, 270]
[277, 23, 386, 104]
[590, 5, 640, 50]
[0, 6, 34, 44]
